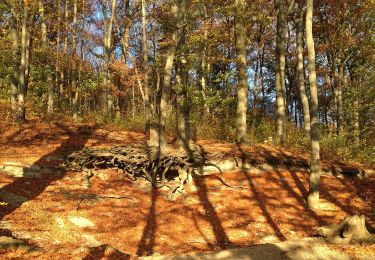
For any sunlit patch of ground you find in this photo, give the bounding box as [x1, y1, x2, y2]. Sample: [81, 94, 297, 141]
[0, 121, 374, 258]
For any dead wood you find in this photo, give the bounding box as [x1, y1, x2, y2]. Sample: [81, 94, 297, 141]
[317, 215, 375, 244]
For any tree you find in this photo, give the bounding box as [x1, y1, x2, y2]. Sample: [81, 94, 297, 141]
[305, 0, 321, 209]
[158, 0, 187, 154]
[17, 0, 31, 122]
[10, 2, 19, 120]
[295, 9, 310, 133]
[274, 0, 288, 144]
[102, 0, 116, 116]
[142, 0, 151, 131]
[234, 0, 249, 144]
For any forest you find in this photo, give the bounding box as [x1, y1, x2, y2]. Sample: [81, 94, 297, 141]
[0, 0, 374, 259]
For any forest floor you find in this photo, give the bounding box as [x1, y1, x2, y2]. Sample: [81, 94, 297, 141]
[0, 120, 374, 259]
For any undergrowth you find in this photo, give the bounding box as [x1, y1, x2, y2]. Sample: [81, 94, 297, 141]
[1, 100, 373, 166]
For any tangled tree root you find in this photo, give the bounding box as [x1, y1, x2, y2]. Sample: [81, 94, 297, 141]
[65, 144, 209, 191]
[317, 215, 375, 244]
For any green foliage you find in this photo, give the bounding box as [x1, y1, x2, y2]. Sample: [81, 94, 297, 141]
[321, 132, 375, 165]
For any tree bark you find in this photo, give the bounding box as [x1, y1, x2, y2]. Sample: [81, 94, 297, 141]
[306, 0, 321, 210]
[275, 0, 287, 145]
[142, 0, 151, 131]
[39, 0, 54, 115]
[10, 5, 19, 120]
[158, 0, 187, 154]
[61, 0, 70, 103]
[55, 0, 61, 106]
[337, 57, 344, 134]
[200, 4, 210, 117]
[296, 10, 311, 133]
[317, 215, 375, 244]
[120, 0, 131, 65]
[176, 59, 190, 150]
[102, 0, 116, 116]
[234, 0, 249, 144]
[71, 0, 78, 119]
[17, 2, 29, 123]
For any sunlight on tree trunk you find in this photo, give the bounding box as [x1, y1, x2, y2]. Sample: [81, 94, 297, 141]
[10, 5, 19, 120]
[159, 0, 186, 154]
[102, 0, 116, 117]
[72, 0, 78, 120]
[275, 0, 287, 145]
[234, 0, 249, 144]
[200, 4, 210, 117]
[296, 10, 310, 133]
[306, 0, 321, 210]
[142, 0, 151, 131]
[39, 0, 54, 115]
[17, 2, 28, 123]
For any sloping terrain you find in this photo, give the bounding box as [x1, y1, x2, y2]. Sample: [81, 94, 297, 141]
[0, 121, 374, 259]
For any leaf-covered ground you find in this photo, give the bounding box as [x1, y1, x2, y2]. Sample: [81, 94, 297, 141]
[0, 121, 374, 259]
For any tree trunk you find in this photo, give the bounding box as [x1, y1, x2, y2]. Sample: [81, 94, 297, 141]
[275, 0, 287, 145]
[200, 4, 210, 117]
[103, 0, 117, 116]
[176, 60, 190, 151]
[39, 0, 54, 115]
[10, 5, 19, 120]
[121, 0, 131, 65]
[17, 2, 29, 123]
[61, 0, 70, 105]
[71, 0, 79, 120]
[317, 215, 375, 244]
[296, 11, 311, 133]
[158, 0, 187, 154]
[234, 0, 249, 144]
[55, 0, 61, 108]
[306, 0, 321, 210]
[142, 0, 151, 131]
[337, 59, 344, 134]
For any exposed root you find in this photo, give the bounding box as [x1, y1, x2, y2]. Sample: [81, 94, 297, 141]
[317, 215, 375, 244]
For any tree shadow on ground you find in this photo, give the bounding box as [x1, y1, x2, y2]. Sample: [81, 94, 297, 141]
[194, 176, 232, 249]
[242, 171, 287, 241]
[235, 143, 373, 229]
[0, 122, 97, 227]
[136, 187, 158, 256]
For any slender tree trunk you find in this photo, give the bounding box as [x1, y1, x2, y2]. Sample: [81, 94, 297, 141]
[296, 11, 311, 133]
[234, 0, 249, 144]
[260, 46, 266, 114]
[306, 0, 321, 210]
[79, 0, 86, 115]
[337, 59, 344, 134]
[121, 0, 131, 65]
[17, 2, 28, 123]
[176, 59, 190, 149]
[142, 0, 151, 131]
[39, 0, 54, 115]
[72, 0, 79, 120]
[275, 0, 287, 144]
[200, 4, 210, 117]
[102, 0, 116, 116]
[10, 5, 19, 120]
[56, 0, 61, 107]
[158, 0, 187, 154]
[61, 0, 69, 104]
[353, 98, 359, 144]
